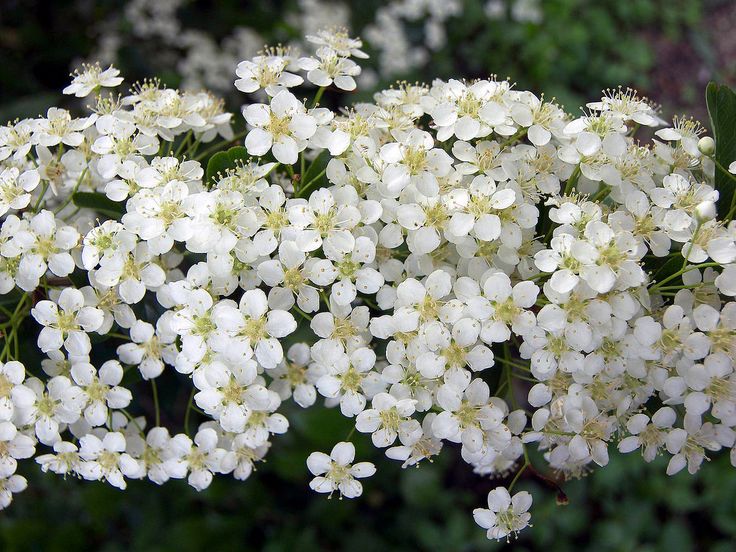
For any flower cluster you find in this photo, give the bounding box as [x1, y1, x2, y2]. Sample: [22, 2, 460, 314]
[1, 28, 735, 543]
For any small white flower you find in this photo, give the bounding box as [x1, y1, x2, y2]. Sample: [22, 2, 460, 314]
[11, 210, 79, 291]
[0, 361, 26, 421]
[355, 392, 418, 447]
[70, 360, 132, 427]
[306, 441, 375, 498]
[31, 288, 104, 356]
[78, 431, 140, 490]
[299, 47, 361, 91]
[0, 474, 27, 510]
[63, 64, 124, 97]
[235, 52, 303, 96]
[473, 486, 532, 541]
[244, 90, 318, 164]
[0, 421, 35, 478]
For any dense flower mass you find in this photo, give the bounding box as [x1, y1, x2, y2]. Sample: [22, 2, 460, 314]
[1, 27, 736, 542]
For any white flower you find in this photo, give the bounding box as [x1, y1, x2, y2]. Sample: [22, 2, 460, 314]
[194, 359, 266, 433]
[213, 289, 296, 368]
[445, 175, 516, 241]
[11, 210, 79, 291]
[306, 441, 375, 498]
[0, 421, 35, 478]
[244, 90, 318, 164]
[665, 416, 720, 475]
[35, 440, 82, 475]
[31, 288, 104, 356]
[433, 372, 509, 453]
[306, 29, 368, 59]
[165, 428, 236, 491]
[0, 475, 27, 510]
[618, 408, 676, 462]
[473, 487, 532, 541]
[0, 361, 26, 421]
[386, 413, 443, 467]
[578, 221, 645, 293]
[117, 320, 176, 380]
[63, 64, 123, 97]
[655, 117, 705, 157]
[427, 79, 513, 142]
[229, 435, 270, 481]
[257, 240, 320, 313]
[81, 220, 137, 270]
[310, 302, 370, 350]
[0, 167, 40, 216]
[70, 360, 132, 427]
[310, 235, 384, 306]
[355, 392, 419, 447]
[235, 53, 303, 96]
[94, 242, 166, 304]
[78, 431, 140, 490]
[128, 427, 176, 485]
[267, 342, 317, 408]
[12, 376, 85, 445]
[313, 340, 380, 417]
[299, 47, 361, 91]
[287, 187, 361, 253]
[380, 129, 453, 197]
[479, 271, 538, 343]
[34, 107, 94, 147]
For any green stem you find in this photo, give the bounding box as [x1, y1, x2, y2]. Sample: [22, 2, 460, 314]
[186, 135, 203, 158]
[292, 306, 313, 322]
[296, 168, 327, 198]
[32, 182, 50, 212]
[712, 157, 736, 186]
[503, 343, 520, 410]
[508, 460, 529, 491]
[494, 356, 531, 371]
[119, 409, 145, 434]
[344, 425, 356, 442]
[173, 131, 193, 158]
[590, 184, 611, 203]
[311, 86, 326, 108]
[54, 167, 88, 214]
[184, 386, 196, 436]
[681, 221, 702, 270]
[499, 128, 528, 149]
[649, 262, 721, 291]
[563, 165, 581, 197]
[0, 294, 30, 361]
[151, 379, 161, 427]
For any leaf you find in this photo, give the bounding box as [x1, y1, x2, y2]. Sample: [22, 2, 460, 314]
[205, 145, 249, 184]
[301, 150, 328, 184]
[71, 192, 123, 219]
[706, 82, 736, 216]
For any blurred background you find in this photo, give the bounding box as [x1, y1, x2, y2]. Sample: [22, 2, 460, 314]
[1, 0, 736, 550]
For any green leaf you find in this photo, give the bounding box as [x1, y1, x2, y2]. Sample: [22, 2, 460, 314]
[706, 82, 736, 216]
[205, 145, 249, 184]
[71, 192, 123, 219]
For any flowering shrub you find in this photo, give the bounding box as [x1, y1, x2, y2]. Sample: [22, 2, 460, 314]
[1, 28, 736, 542]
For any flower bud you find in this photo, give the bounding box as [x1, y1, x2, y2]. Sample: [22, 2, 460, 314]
[695, 200, 716, 222]
[698, 136, 715, 156]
